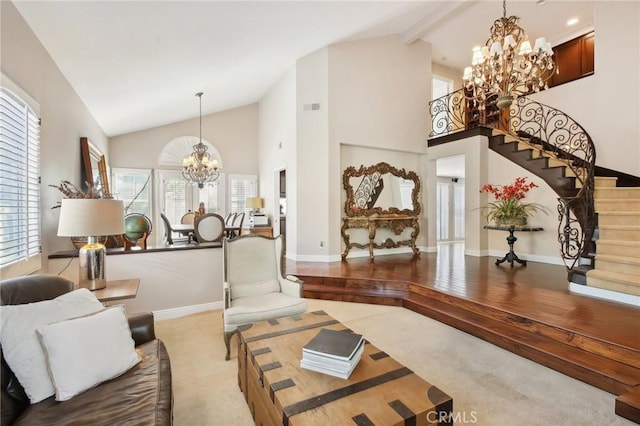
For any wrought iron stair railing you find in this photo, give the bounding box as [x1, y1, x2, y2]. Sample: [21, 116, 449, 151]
[428, 91, 596, 270]
[353, 172, 383, 210]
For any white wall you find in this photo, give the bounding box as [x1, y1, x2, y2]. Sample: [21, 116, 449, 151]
[49, 247, 222, 316]
[258, 66, 297, 249]
[110, 103, 259, 174]
[1, 1, 110, 264]
[325, 35, 432, 259]
[295, 48, 331, 261]
[529, 1, 640, 176]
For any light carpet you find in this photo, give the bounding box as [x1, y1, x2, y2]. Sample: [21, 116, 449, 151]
[155, 299, 634, 425]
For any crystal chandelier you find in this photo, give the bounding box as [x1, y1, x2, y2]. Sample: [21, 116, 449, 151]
[182, 92, 219, 189]
[462, 0, 555, 110]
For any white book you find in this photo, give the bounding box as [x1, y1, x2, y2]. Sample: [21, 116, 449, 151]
[300, 355, 361, 379]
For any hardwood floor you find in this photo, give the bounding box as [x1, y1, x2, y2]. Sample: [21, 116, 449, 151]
[284, 243, 640, 423]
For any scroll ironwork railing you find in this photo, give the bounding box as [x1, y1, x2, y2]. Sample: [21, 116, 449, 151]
[427, 92, 596, 270]
[354, 172, 382, 210]
[428, 89, 467, 137]
[508, 96, 596, 270]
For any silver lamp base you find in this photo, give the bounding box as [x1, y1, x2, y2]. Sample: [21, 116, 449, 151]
[79, 236, 107, 290]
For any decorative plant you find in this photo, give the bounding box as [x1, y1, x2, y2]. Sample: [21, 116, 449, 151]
[480, 177, 548, 226]
[50, 180, 111, 209]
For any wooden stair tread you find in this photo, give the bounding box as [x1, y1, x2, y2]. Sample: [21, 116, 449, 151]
[403, 295, 640, 394]
[597, 239, 640, 247]
[596, 253, 640, 264]
[587, 268, 640, 284]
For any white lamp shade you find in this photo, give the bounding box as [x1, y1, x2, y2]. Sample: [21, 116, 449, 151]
[246, 197, 264, 209]
[57, 199, 125, 237]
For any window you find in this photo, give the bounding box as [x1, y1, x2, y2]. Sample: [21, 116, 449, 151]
[0, 80, 41, 278]
[229, 174, 258, 215]
[432, 76, 453, 100]
[111, 168, 153, 218]
[157, 171, 226, 225]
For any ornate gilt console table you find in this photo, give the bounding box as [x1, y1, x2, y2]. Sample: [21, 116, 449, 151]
[341, 215, 420, 261]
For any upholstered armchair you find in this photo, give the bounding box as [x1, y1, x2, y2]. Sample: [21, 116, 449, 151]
[222, 235, 307, 360]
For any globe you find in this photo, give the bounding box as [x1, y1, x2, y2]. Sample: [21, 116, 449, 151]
[124, 214, 151, 242]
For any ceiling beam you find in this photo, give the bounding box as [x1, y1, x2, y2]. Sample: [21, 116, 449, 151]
[401, 0, 477, 45]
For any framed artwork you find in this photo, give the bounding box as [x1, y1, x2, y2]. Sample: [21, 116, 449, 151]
[80, 137, 110, 196]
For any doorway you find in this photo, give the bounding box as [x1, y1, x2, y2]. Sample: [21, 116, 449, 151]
[436, 155, 465, 242]
[275, 169, 286, 241]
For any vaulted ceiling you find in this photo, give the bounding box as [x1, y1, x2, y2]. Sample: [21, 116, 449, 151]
[13, 1, 594, 137]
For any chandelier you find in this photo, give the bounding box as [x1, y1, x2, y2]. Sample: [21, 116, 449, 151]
[182, 92, 220, 189]
[462, 0, 555, 110]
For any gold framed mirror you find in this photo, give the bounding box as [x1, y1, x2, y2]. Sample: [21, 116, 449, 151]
[80, 137, 110, 196]
[343, 162, 421, 217]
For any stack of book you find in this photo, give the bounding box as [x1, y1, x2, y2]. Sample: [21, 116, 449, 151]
[300, 328, 365, 379]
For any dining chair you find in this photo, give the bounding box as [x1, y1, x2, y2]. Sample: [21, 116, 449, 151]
[194, 213, 225, 243]
[228, 212, 245, 238]
[224, 212, 236, 226]
[181, 211, 195, 225]
[160, 213, 190, 245]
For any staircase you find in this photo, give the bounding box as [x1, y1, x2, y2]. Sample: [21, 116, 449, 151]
[588, 177, 640, 297]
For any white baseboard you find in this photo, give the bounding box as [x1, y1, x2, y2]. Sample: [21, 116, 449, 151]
[420, 245, 437, 253]
[465, 249, 488, 257]
[154, 301, 223, 321]
[487, 250, 564, 265]
[291, 254, 342, 262]
[343, 246, 416, 260]
[569, 282, 640, 307]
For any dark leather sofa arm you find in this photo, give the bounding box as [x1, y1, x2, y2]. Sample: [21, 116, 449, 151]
[127, 312, 156, 346]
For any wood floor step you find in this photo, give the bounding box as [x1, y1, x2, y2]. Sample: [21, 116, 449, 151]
[598, 225, 640, 241]
[595, 199, 640, 212]
[596, 240, 640, 258]
[595, 187, 640, 199]
[586, 269, 640, 296]
[407, 284, 640, 369]
[402, 295, 640, 396]
[617, 385, 640, 423]
[596, 254, 640, 275]
[598, 212, 640, 227]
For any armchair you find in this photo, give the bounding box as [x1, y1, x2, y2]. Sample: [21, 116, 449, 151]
[222, 235, 307, 360]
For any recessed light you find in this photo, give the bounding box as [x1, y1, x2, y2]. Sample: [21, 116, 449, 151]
[567, 18, 579, 26]
[536, 0, 547, 5]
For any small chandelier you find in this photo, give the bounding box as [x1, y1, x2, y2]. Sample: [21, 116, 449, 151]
[182, 92, 219, 189]
[462, 0, 555, 110]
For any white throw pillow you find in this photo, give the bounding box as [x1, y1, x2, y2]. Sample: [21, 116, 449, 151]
[0, 288, 104, 403]
[37, 305, 141, 401]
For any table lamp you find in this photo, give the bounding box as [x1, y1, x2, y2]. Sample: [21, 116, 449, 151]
[57, 199, 125, 290]
[246, 197, 263, 213]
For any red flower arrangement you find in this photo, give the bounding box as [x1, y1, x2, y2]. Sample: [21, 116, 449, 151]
[480, 177, 547, 226]
[480, 177, 538, 202]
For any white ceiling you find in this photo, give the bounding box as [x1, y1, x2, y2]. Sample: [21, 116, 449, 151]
[13, 1, 594, 137]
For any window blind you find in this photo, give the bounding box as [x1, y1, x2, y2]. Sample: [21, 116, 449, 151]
[112, 168, 152, 218]
[229, 175, 257, 214]
[0, 87, 41, 275]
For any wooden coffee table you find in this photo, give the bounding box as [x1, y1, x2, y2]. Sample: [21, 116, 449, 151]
[237, 311, 453, 425]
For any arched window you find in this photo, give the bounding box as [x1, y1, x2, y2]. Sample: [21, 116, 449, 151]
[156, 137, 226, 231]
[158, 136, 223, 168]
